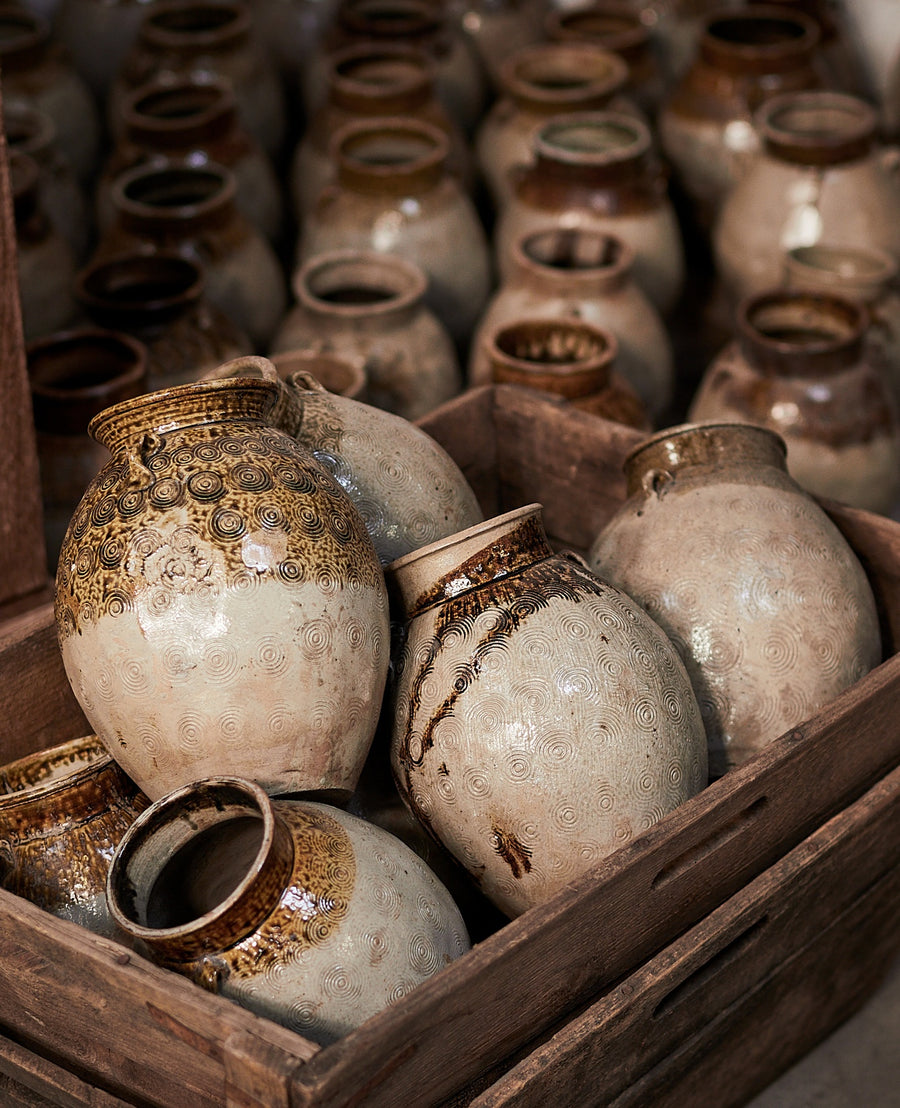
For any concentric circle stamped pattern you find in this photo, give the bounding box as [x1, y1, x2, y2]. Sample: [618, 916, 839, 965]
[189, 802, 469, 1045]
[55, 405, 390, 801]
[391, 549, 707, 919]
[589, 482, 882, 775]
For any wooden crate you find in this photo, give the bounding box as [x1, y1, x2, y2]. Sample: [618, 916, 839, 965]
[2, 384, 900, 1106]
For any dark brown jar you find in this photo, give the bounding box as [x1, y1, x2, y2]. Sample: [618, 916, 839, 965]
[97, 75, 284, 244]
[658, 5, 823, 226]
[690, 288, 900, 515]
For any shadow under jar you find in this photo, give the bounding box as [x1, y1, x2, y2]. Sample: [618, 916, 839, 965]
[690, 289, 900, 516]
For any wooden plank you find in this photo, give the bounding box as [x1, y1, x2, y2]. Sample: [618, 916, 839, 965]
[417, 385, 501, 515]
[471, 764, 900, 1107]
[0, 88, 50, 607]
[0, 895, 319, 1108]
[0, 1034, 133, 1108]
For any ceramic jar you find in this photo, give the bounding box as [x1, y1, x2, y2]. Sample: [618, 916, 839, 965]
[475, 41, 634, 211]
[305, 0, 488, 132]
[300, 121, 492, 350]
[713, 91, 900, 302]
[97, 75, 284, 245]
[208, 357, 484, 565]
[53, 0, 159, 99]
[106, 777, 470, 1044]
[11, 149, 78, 344]
[689, 289, 900, 516]
[0, 4, 101, 183]
[270, 351, 368, 401]
[784, 241, 900, 410]
[587, 421, 882, 775]
[484, 318, 651, 429]
[109, 0, 288, 160]
[291, 42, 473, 220]
[28, 327, 148, 571]
[543, 2, 667, 118]
[469, 227, 674, 420]
[274, 250, 461, 421]
[839, 0, 900, 136]
[449, 0, 545, 92]
[54, 371, 390, 802]
[0, 735, 148, 937]
[96, 159, 287, 350]
[73, 252, 252, 392]
[658, 5, 823, 228]
[495, 111, 685, 316]
[4, 101, 90, 264]
[388, 503, 708, 918]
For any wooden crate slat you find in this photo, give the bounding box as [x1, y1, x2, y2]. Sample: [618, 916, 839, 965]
[0, 1033, 135, 1108]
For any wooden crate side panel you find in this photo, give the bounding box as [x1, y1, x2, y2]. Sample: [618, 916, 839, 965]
[0, 894, 318, 1108]
[0, 1034, 134, 1108]
[287, 653, 900, 1108]
[0, 604, 88, 762]
[416, 387, 502, 517]
[471, 765, 900, 1108]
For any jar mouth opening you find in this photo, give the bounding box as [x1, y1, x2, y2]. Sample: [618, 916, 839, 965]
[28, 329, 147, 399]
[0, 735, 111, 804]
[296, 250, 426, 316]
[536, 112, 648, 163]
[128, 77, 233, 130]
[787, 243, 898, 285]
[333, 43, 431, 93]
[759, 92, 876, 162]
[143, 1, 249, 47]
[740, 291, 864, 353]
[339, 0, 442, 37]
[492, 319, 614, 367]
[520, 227, 630, 273]
[3, 102, 55, 153]
[706, 13, 810, 48]
[504, 43, 629, 102]
[337, 118, 447, 170]
[117, 161, 234, 214]
[624, 421, 788, 477]
[77, 253, 204, 311]
[546, 7, 649, 51]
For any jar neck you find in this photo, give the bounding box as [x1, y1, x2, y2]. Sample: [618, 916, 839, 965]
[784, 243, 897, 305]
[488, 318, 617, 400]
[737, 290, 866, 377]
[760, 91, 877, 166]
[501, 43, 629, 116]
[138, 1, 250, 56]
[75, 253, 205, 333]
[699, 8, 820, 75]
[387, 504, 552, 619]
[337, 0, 443, 45]
[624, 422, 789, 496]
[123, 78, 238, 151]
[295, 251, 426, 324]
[329, 43, 434, 117]
[335, 118, 448, 195]
[107, 779, 295, 965]
[113, 163, 237, 236]
[0, 736, 121, 824]
[87, 376, 278, 454]
[531, 111, 657, 192]
[544, 4, 652, 71]
[513, 228, 633, 295]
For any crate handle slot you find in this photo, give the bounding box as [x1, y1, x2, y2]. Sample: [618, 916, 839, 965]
[652, 913, 770, 1020]
[651, 795, 769, 888]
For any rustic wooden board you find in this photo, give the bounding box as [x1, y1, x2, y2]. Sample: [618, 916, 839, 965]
[0, 1034, 133, 1108]
[471, 763, 900, 1108]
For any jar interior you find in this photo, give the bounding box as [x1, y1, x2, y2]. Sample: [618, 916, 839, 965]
[124, 168, 223, 207]
[496, 322, 607, 365]
[0, 737, 105, 794]
[143, 815, 265, 928]
[133, 84, 222, 122]
[748, 299, 857, 346]
[708, 15, 806, 46]
[544, 118, 638, 154]
[337, 53, 424, 88]
[150, 6, 236, 34]
[344, 130, 436, 167]
[767, 102, 865, 142]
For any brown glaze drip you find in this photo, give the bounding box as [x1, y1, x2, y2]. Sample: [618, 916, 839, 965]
[490, 819, 533, 879]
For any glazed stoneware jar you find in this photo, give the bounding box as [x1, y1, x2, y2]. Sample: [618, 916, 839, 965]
[290, 42, 472, 219]
[274, 250, 461, 421]
[495, 111, 686, 316]
[270, 351, 368, 401]
[588, 422, 882, 776]
[0, 735, 148, 938]
[107, 777, 470, 1044]
[484, 318, 651, 429]
[74, 252, 251, 393]
[96, 159, 287, 351]
[468, 227, 674, 420]
[689, 290, 900, 516]
[658, 4, 823, 227]
[543, 1, 667, 118]
[54, 370, 390, 802]
[300, 118, 492, 350]
[109, 0, 288, 160]
[388, 503, 708, 918]
[0, 3, 101, 183]
[97, 75, 284, 245]
[28, 326, 148, 571]
[207, 356, 484, 566]
[714, 91, 900, 303]
[474, 41, 634, 211]
[784, 241, 900, 411]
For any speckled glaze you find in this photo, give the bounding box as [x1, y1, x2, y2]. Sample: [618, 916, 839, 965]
[690, 290, 900, 515]
[658, 5, 823, 227]
[106, 777, 470, 1044]
[54, 371, 390, 802]
[108, 0, 288, 159]
[0, 3, 101, 182]
[74, 252, 251, 393]
[494, 111, 685, 316]
[714, 91, 900, 302]
[388, 504, 708, 918]
[95, 159, 287, 350]
[290, 41, 472, 219]
[469, 228, 674, 419]
[784, 241, 900, 412]
[484, 317, 651, 429]
[275, 250, 462, 420]
[474, 41, 635, 210]
[0, 735, 149, 938]
[299, 118, 492, 349]
[96, 75, 284, 244]
[588, 422, 882, 776]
